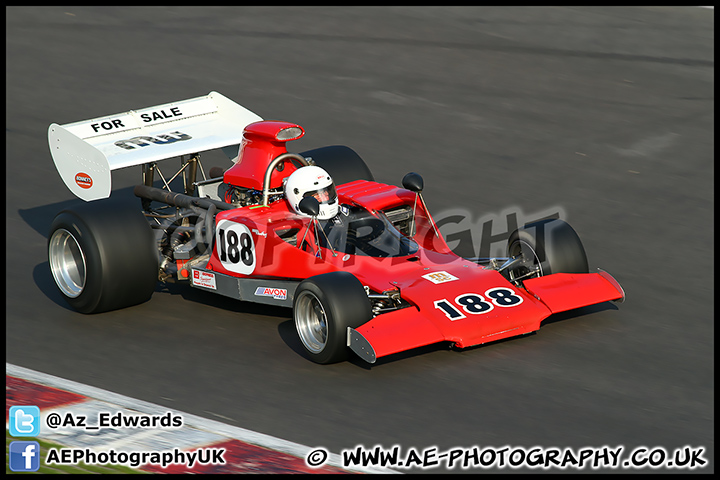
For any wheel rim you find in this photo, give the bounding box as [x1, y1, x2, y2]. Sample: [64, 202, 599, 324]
[295, 291, 328, 354]
[49, 228, 86, 298]
[508, 239, 543, 282]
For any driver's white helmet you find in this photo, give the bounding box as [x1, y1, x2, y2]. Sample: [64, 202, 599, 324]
[284, 165, 338, 220]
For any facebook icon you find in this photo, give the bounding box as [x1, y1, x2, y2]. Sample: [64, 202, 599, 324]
[9, 441, 41, 472]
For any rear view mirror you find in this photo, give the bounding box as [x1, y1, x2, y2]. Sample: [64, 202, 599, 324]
[402, 172, 424, 193]
[298, 196, 321, 217]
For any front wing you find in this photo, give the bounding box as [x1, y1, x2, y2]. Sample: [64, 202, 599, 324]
[349, 270, 624, 363]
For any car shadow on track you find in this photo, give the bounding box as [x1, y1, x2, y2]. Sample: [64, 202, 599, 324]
[33, 261, 77, 312]
[276, 319, 455, 369]
[541, 301, 619, 326]
[156, 280, 292, 319]
[277, 319, 310, 360]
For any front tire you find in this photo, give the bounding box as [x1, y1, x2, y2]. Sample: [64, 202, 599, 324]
[293, 271, 372, 364]
[505, 219, 588, 284]
[48, 199, 159, 314]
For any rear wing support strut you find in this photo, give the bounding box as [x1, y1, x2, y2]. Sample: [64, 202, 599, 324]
[141, 154, 206, 210]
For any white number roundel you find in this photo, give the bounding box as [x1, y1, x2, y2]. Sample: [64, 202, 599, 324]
[215, 220, 255, 275]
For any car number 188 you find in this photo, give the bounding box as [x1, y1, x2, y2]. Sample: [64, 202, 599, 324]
[215, 220, 256, 275]
[434, 287, 523, 320]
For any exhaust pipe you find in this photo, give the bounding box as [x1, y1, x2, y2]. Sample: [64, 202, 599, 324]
[134, 184, 235, 211]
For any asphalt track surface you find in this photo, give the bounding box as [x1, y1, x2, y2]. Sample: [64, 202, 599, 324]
[6, 6, 713, 473]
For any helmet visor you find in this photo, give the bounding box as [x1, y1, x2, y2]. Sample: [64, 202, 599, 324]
[302, 184, 337, 204]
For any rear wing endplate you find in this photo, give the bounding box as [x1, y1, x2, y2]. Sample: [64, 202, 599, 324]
[48, 91, 262, 201]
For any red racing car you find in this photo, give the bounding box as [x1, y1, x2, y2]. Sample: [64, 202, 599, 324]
[47, 92, 624, 364]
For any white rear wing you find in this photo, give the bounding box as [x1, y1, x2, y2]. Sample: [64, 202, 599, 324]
[48, 91, 262, 201]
